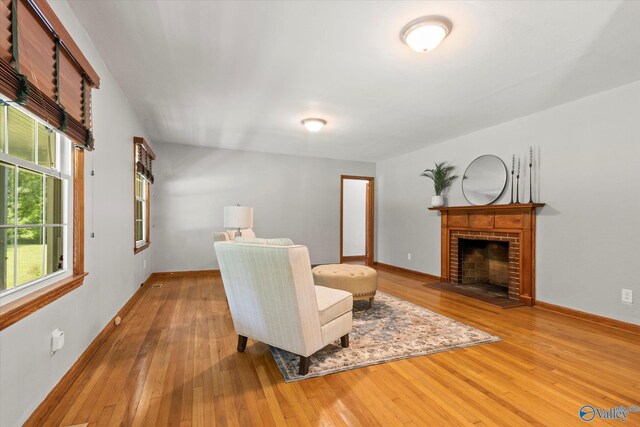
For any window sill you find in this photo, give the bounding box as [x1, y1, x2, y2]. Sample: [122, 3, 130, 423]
[134, 242, 150, 254]
[0, 273, 88, 331]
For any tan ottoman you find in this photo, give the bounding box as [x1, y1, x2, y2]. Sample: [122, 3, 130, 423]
[312, 264, 378, 307]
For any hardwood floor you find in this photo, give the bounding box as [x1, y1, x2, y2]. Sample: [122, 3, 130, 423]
[31, 269, 640, 426]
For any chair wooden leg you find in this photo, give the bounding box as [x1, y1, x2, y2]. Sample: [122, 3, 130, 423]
[299, 356, 311, 375]
[369, 297, 374, 308]
[237, 335, 247, 352]
[340, 334, 349, 348]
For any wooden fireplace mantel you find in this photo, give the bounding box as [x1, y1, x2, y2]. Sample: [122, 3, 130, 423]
[430, 203, 545, 306]
[429, 203, 545, 213]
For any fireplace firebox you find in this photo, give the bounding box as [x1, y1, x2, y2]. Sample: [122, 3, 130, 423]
[453, 234, 519, 300]
[459, 239, 509, 287]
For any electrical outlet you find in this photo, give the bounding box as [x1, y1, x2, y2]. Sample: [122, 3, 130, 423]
[407, 253, 412, 260]
[51, 329, 64, 355]
[621, 289, 633, 304]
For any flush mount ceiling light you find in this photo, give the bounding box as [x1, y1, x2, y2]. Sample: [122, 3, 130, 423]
[400, 16, 452, 52]
[301, 118, 327, 133]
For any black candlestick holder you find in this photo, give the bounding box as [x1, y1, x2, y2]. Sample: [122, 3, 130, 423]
[510, 170, 515, 204]
[528, 161, 533, 203]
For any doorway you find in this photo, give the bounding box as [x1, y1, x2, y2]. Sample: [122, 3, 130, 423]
[340, 175, 374, 266]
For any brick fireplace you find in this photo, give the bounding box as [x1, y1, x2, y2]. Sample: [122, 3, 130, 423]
[452, 233, 519, 300]
[429, 203, 544, 306]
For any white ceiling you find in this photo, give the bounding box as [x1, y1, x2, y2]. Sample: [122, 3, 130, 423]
[68, 0, 640, 162]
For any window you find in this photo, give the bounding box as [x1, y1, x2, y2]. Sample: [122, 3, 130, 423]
[0, 0, 98, 330]
[0, 104, 70, 296]
[133, 137, 155, 253]
[135, 173, 149, 249]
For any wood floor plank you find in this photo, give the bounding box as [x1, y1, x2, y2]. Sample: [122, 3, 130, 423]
[255, 364, 288, 426]
[32, 270, 640, 426]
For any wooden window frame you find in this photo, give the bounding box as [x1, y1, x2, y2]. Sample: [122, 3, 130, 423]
[0, 147, 86, 330]
[133, 137, 154, 254]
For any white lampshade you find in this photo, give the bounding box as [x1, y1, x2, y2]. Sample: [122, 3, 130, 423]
[224, 205, 253, 229]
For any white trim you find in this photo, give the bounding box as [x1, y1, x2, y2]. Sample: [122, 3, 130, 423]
[0, 224, 66, 228]
[0, 152, 67, 179]
[12, 164, 17, 290]
[3, 105, 7, 153]
[0, 94, 58, 131]
[41, 174, 46, 278]
[0, 104, 70, 297]
[33, 115, 38, 166]
[0, 269, 69, 303]
[135, 173, 148, 245]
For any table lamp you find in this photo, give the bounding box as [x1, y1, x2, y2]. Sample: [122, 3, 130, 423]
[224, 205, 253, 238]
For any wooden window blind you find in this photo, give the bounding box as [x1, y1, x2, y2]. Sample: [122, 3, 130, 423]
[17, 0, 55, 99]
[58, 48, 83, 122]
[0, 0, 99, 149]
[0, 0, 12, 65]
[134, 136, 155, 183]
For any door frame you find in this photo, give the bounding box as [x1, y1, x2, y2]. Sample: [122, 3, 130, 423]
[340, 175, 375, 266]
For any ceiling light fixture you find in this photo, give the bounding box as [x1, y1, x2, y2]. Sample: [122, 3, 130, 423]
[301, 118, 327, 133]
[400, 16, 452, 53]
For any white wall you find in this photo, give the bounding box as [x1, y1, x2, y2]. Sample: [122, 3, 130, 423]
[151, 143, 375, 272]
[0, 2, 153, 426]
[377, 80, 640, 325]
[342, 179, 367, 256]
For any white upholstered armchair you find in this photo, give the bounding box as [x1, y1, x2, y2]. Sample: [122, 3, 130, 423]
[214, 241, 353, 375]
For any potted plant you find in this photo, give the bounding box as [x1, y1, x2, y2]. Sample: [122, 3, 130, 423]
[421, 162, 459, 207]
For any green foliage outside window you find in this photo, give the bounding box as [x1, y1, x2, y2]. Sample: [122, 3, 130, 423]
[7, 106, 36, 162]
[1, 106, 65, 292]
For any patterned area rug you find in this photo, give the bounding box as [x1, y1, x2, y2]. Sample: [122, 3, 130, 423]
[270, 291, 501, 382]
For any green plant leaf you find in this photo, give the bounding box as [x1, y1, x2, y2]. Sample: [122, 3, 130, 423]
[420, 162, 458, 195]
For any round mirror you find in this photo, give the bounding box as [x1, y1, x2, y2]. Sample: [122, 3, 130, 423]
[462, 155, 508, 205]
